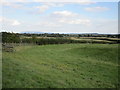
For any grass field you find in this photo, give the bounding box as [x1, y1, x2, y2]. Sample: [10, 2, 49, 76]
[2, 44, 119, 88]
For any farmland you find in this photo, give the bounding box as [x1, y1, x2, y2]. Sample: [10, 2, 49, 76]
[2, 44, 119, 88]
[1, 1, 119, 88]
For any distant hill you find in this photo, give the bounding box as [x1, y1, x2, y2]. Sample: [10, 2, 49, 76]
[21, 31, 99, 35]
[20, 31, 52, 34]
[20, 31, 119, 35]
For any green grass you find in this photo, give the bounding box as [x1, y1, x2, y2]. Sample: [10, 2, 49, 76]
[2, 44, 119, 88]
[0, 45, 2, 89]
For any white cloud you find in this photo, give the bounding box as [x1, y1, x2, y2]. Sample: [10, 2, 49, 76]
[58, 18, 91, 25]
[85, 7, 109, 12]
[77, 1, 96, 5]
[37, 22, 62, 27]
[1, 1, 117, 34]
[1, 0, 29, 3]
[34, 2, 96, 14]
[0, 17, 21, 26]
[15, 0, 28, 2]
[1, 1, 23, 8]
[51, 10, 91, 25]
[1, 0, 119, 3]
[92, 19, 118, 34]
[42, 2, 64, 7]
[35, 5, 49, 13]
[53, 11, 78, 17]
[11, 20, 21, 26]
[1, 16, 117, 34]
[34, 3, 64, 13]
[33, 0, 117, 3]
[0, 17, 22, 32]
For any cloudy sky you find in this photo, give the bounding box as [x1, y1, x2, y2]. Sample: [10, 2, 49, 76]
[0, 0, 118, 34]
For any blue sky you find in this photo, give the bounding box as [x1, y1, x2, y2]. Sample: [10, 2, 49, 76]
[1, 1, 118, 34]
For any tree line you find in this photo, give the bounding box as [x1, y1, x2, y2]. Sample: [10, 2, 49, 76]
[2, 32, 120, 45]
[21, 32, 120, 38]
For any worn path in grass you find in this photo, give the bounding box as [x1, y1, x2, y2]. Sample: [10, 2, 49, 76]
[3, 44, 119, 88]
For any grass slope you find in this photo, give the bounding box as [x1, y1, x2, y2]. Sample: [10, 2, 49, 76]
[3, 44, 119, 88]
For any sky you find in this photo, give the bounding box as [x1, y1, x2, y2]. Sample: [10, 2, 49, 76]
[0, 0, 119, 34]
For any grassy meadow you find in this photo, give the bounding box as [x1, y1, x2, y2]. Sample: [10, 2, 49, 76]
[2, 44, 119, 88]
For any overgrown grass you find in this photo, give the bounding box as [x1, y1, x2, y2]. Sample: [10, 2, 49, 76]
[2, 44, 119, 88]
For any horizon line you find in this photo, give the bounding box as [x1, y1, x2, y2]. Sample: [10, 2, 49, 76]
[0, 31, 119, 35]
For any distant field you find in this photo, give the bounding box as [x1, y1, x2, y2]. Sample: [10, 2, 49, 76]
[22, 36, 119, 44]
[2, 44, 119, 88]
